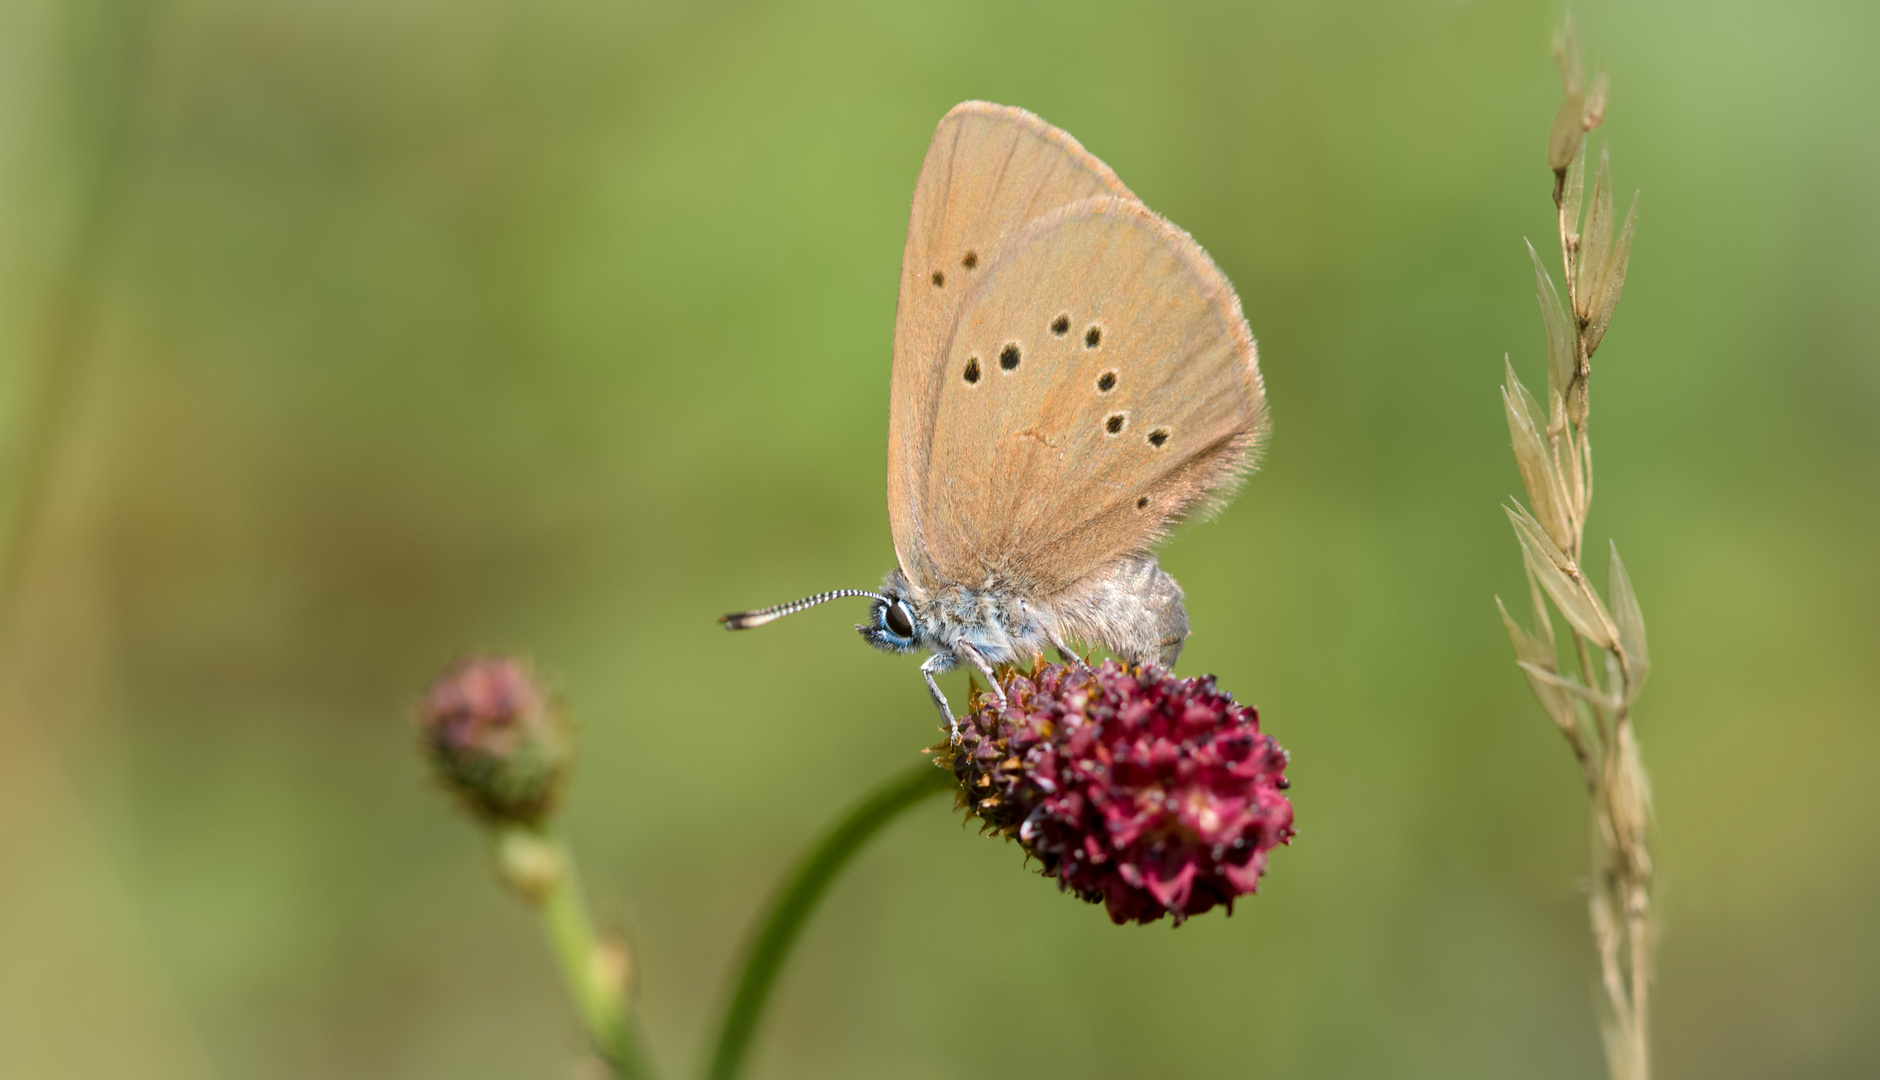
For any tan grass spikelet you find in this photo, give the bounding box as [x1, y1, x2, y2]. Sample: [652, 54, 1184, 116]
[1606, 542, 1650, 700]
[1505, 503, 1617, 650]
[1503, 358, 1576, 552]
[1583, 70, 1610, 132]
[1528, 242, 1576, 433]
[1577, 147, 1616, 321]
[1587, 192, 1638, 355]
[1548, 20, 1587, 173]
[1562, 140, 1588, 248]
[1497, 596, 1567, 711]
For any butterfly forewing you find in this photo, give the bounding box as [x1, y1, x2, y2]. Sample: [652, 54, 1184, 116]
[922, 197, 1265, 596]
[888, 102, 1137, 592]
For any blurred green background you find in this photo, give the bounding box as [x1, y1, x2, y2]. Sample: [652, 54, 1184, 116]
[1, 0, 1875, 1077]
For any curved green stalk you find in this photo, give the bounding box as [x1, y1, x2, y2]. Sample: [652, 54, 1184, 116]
[704, 760, 954, 1080]
[497, 827, 657, 1080]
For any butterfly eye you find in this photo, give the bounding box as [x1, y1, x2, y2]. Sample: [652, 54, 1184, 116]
[884, 600, 916, 640]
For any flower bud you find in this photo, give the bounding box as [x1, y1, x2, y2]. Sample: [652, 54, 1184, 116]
[417, 655, 574, 826]
[941, 661, 1293, 926]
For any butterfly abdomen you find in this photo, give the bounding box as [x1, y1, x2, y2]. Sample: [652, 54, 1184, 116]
[1040, 553, 1189, 667]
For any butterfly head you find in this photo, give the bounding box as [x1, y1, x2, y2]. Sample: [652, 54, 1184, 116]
[858, 589, 924, 654]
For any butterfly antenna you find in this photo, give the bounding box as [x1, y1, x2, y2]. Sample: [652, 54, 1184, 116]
[720, 589, 889, 630]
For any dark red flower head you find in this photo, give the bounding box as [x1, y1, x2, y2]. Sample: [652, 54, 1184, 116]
[942, 660, 1293, 926]
[417, 655, 573, 825]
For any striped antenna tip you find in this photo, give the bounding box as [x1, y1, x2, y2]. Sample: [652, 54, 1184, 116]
[719, 589, 888, 631]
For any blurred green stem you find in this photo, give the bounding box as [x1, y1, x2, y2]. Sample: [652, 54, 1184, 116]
[497, 826, 655, 1080]
[0, 0, 158, 632]
[703, 759, 953, 1080]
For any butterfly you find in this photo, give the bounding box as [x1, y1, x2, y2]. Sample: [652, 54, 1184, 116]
[723, 101, 1267, 735]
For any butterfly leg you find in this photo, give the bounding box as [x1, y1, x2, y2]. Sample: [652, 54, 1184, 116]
[953, 642, 1007, 708]
[920, 654, 960, 739]
[1046, 631, 1089, 669]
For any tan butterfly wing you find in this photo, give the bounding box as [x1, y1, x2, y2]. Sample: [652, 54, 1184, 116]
[920, 196, 1266, 596]
[887, 102, 1137, 592]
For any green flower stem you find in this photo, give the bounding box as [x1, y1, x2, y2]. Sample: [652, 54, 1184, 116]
[498, 827, 656, 1080]
[1, 0, 157, 638]
[704, 759, 954, 1080]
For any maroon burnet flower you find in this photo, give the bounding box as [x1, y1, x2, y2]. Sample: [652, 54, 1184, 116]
[941, 660, 1293, 926]
[417, 655, 574, 826]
